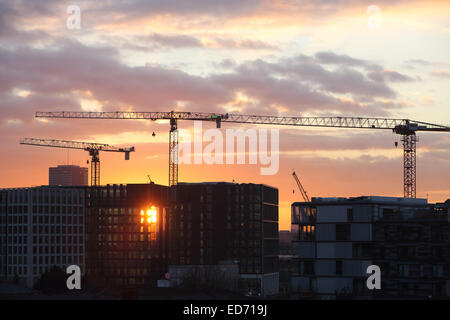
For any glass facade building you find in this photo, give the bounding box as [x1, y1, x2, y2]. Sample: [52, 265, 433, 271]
[169, 182, 279, 296]
[85, 183, 169, 288]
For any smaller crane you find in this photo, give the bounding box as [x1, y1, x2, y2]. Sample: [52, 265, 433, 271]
[20, 138, 135, 186]
[292, 170, 310, 202]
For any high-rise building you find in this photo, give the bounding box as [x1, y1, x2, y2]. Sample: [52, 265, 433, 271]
[85, 183, 170, 288]
[291, 196, 450, 299]
[169, 182, 279, 296]
[1, 181, 280, 296]
[0, 186, 86, 288]
[49, 165, 88, 186]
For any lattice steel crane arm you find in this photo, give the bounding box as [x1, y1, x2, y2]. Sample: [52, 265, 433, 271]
[20, 137, 135, 153]
[35, 111, 450, 131]
[292, 171, 310, 203]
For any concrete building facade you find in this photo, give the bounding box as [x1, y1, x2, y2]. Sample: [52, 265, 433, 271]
[291, 196, 450, 299]
[0, 186, 86, 288]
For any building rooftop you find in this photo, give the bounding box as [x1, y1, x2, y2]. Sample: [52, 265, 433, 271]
[177, 181, 278, 189]
[293, 195, 428, 206]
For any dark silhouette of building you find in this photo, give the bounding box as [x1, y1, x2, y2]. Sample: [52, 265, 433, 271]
[85, 183, 169, 288]
[169, 182, 279, 296]
[291, 196, 450, 299]
[49, 165, 88, 186]
[1, 181, 280, 296]
[279, 230, 293, 255]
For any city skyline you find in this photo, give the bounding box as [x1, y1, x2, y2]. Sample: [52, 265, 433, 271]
[1, 1, 450, 231]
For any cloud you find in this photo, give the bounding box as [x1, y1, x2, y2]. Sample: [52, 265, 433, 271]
[0, 39, 413, 127]
[430, 71, 450, 78]
[368, 70, 415, 82]
[212, 38, 276, 50]
[405, 59, 432, 66]
[314, 51, 368, 67]
[135, 33, 276, 50]
[231, 56, 403, 99]
[141, 33, 204, 48]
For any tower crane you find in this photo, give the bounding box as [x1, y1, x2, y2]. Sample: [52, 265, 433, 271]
[292, 170, 310, 202]
[20, 137, 135, 186]
[35, 111, 450, 197]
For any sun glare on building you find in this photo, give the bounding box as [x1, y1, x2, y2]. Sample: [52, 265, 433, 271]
[140, 206, 157, 224]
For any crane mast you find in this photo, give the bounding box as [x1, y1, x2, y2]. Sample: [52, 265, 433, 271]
[20, 137, 135, 186]
[35, 111, 450, 197]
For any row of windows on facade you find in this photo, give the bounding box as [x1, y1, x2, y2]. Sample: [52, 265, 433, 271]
[291, 224, 350, 241]
[173, 208, 266, 220]
[96, 233, 158, 242]
[197, 194, 263, 204]
[175, 239, 264, 248]
[97, 225, 162, 234]
[176, 211, 266, 222]
[175, 229, 264, 240]
[7, 244, 84, 254]
[8, 238, 84, 248]
[7, 233, 83, 245]
[6, 262, 83, 277]
[298, 261, 445, 277]
[95, 251, 163, 259]
[4, 205, 84, 215]
[7, 226, 84, 235]
[292, 224, 446, 242]
[88, 187, 127, 199]
[1, 190, 84, 204]
[292, 206, 317, 224]
[4, 215, 84, 226]
[94, 241, 156, 249]
[7, 255, 83, 266]
[379, 226, 446, 241]
[96, 208, 141, 215]
[96, 267, 154, 277]
[359, 245, 444, 259]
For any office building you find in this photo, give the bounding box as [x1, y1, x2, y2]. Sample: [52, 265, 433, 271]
[85, 183, 169, 288]
[49, 165, 88, 186]
[169, 182, 279, 296]
[291, 196, 450, 299]
[0, 186, 86, 288]
[1, 181, 280, 296]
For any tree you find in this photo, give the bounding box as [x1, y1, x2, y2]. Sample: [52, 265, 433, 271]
[34, 266, 68, 294]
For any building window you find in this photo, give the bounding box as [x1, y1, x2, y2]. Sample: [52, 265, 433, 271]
[299, 225, 315, 241]
[304, 261, 314, 275]
[432, 265, 443, 277]
[399, 264, 409, 277]
[336, 260, 343, 275]
[347, 208, 353, 222]
[336, 224, 350, 241]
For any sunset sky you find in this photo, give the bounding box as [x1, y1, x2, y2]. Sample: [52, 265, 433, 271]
[1, 0, 449, 230]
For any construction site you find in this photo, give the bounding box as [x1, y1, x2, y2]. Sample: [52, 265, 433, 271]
[0, 109, 449, 299]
